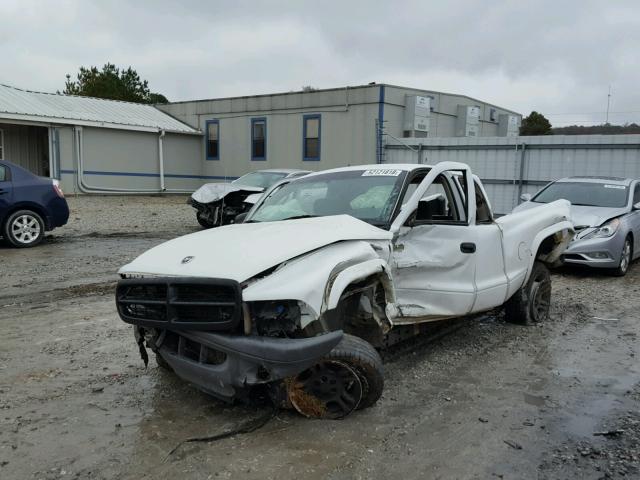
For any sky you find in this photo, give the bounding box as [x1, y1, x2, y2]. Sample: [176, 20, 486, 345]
[2, 0, 639, 127]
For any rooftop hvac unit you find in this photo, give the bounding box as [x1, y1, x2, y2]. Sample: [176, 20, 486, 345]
[498, 114, 520, 137]
[455, 105, 481, 137]
[403, 95, 430, 137]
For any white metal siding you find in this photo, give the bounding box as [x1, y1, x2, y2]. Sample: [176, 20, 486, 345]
[384, 135, 640, 214]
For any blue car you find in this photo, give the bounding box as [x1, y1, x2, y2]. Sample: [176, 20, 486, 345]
[0, 160, 69, 247]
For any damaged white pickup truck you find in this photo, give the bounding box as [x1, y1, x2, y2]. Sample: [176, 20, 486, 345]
[117, 162, 573, 419]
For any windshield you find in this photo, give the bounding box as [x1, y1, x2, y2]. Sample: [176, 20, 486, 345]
[248, 169, 408, 227]
[233, 171, 288, 189]
[533, 181, 629, 208]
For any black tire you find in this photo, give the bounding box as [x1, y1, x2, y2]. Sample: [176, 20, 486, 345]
[2, 209, 45, 248]
[324, 334, 384, 410]
[155, 352, 174, 372]
[505, 261, 551, 325]
[611, 236, 633, 277]
[196, 212, 214, 229]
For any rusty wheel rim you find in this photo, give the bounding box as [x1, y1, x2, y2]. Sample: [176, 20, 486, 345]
[288, 360, 363, 419]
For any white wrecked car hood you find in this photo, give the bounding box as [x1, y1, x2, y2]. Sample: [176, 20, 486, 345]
[119, 215, 392, 282]
[191, 183, 263, 204]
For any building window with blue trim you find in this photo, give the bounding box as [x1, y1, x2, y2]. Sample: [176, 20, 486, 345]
[251, 118, 266, 160]
[303, 114, 321, 161]
[205, 120, 219, 160]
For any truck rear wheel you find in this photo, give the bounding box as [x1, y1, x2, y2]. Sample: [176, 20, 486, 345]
[287, 334, 384, 419]
[505, 261, 551, 325]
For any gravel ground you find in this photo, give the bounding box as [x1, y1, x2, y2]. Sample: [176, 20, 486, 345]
[0, 195, 639, 479]
[0, 195, 198, 303]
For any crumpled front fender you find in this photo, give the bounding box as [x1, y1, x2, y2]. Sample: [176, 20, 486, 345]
[243, 240, 391, 327]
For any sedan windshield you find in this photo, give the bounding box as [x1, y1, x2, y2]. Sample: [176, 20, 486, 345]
[248, 169, 407, 226]
[533, 182, 629, 208]
[233, 171, 288, 189]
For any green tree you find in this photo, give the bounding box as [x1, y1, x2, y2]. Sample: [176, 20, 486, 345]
[63, 63, 168, 104]
[519, 111, 552, 135]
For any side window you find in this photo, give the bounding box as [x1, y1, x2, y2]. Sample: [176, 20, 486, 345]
[205, 120, 219, 160]
[303, 115, 321, 161]
[475, 181, 493, 223]
[634, 183, 640, 204]
[251, 118, 266, 161]
[407, 173, 465, 224]
[0, 165, 5, 182]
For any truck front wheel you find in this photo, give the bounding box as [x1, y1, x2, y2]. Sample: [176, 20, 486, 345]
[505, 261, 551, 325]
[287, 334, 384, 419]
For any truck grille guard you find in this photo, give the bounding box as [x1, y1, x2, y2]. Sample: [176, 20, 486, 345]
[116, 277, 243, 332]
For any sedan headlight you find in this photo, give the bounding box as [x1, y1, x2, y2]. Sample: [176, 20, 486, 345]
[582, 218, 620, 239]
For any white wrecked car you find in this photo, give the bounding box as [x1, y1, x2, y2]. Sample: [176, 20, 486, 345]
[189, 169, 310, 228]
[117, 162, 573, 419]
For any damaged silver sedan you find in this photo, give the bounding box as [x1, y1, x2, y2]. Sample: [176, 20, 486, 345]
[189, 169, 310, 228]
[117, 162, 573, 419]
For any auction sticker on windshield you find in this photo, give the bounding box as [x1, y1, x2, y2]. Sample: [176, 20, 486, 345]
[362, 169, 402, 177]
[603, 184, 626, 189]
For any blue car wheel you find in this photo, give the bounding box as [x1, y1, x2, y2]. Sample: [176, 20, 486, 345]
[3, 209, 45, 248]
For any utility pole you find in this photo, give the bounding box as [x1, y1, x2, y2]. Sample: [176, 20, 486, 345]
[606, 85, 611, 124]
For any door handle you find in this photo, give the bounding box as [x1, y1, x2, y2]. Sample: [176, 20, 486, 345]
[460, 242, 476, 254]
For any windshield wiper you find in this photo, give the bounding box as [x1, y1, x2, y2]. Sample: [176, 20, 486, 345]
[572, 203, 598, 207]
[279, 214, 319, 221]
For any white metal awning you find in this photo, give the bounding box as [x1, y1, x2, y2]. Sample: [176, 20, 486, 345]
[0, 83, 200, 134]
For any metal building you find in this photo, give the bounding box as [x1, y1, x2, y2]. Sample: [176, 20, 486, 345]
[0, 83, 203, 194]
[158, 84, 522, 179]
[0, 83, 521, 191]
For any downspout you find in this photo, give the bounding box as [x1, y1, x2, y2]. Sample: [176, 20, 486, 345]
[158, 130, 166, 191]
[74, 126, 191, 194]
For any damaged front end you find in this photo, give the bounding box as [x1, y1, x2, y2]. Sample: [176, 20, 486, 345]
[189, 184, 263, 228]
[116, 277, 343, 403]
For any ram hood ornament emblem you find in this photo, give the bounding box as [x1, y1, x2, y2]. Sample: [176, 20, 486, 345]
[181, 256, 194, 264]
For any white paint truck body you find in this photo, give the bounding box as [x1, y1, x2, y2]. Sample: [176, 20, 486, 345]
[117, 162, 573, 417]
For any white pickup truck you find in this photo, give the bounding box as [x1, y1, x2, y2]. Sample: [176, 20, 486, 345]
[117, 162, 573, 419]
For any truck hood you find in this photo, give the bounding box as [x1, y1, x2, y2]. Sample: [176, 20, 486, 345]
[513, 202, 628, 227]
[191, 182, 263, 204]
[119, 215, 392, 282]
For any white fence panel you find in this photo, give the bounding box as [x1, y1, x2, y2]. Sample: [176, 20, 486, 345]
[384, 135, 640, 214]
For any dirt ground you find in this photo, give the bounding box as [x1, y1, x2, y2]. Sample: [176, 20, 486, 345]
[1, 195, 638, 480]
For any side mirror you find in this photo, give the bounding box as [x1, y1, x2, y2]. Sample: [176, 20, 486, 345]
[234, 212, 248, 224]
[520, 193, 532, 202]
[415, 194, 447, 222]
[633, 202, 640, 211]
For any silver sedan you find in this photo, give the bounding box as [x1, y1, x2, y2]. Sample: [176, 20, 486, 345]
[513, 176, 640, 276]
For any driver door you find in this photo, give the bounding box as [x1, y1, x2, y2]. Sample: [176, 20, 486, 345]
[390, 166, 477, 322]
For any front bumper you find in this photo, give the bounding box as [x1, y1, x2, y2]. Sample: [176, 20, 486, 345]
[561, 231, 625, 269]
[147, 328, 343, 401]
[118, 276, 342, 401]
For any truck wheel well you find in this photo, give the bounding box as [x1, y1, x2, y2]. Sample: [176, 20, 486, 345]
[535, 232, 567, 264]
[536, 235, 556, 258]
[335, 275, 390, 348]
